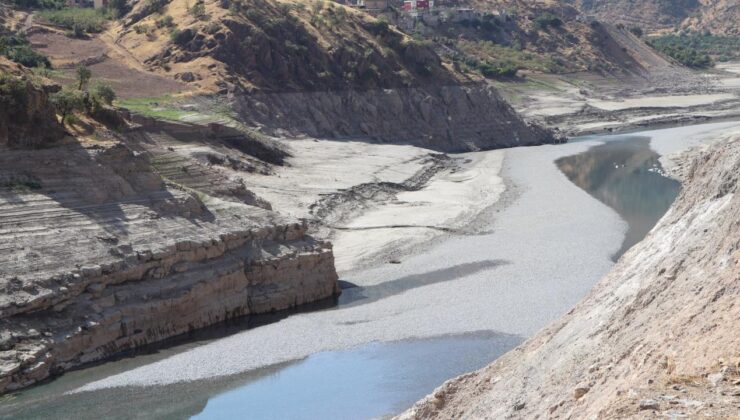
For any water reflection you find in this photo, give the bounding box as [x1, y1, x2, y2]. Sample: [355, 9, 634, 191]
[556, 137, 681, 260]
[0, 332, 521, 420]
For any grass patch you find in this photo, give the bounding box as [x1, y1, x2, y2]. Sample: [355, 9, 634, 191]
[456, 40, 564, 75]
[38, 8, 111, 33]
[115, 95, 190, 120]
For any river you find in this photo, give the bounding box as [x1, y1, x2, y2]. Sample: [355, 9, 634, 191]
[2, 121, 738, 420]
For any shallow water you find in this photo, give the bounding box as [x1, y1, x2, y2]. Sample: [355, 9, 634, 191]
[0, 125, 699, 420]
[0, 332, 520, 420]
[556, 136, 681, 260]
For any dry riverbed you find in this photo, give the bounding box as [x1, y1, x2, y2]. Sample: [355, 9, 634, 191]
[72, 122, 740, 392]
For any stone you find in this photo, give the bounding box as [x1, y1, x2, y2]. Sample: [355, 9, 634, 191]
[639, 399, 660, 411]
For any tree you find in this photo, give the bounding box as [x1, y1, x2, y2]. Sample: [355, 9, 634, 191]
[51, 88, 85, 125]
[91, 81, 116, 106]
[76, 64, 91, 90]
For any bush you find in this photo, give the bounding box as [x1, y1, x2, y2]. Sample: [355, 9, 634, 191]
[479, 61, 518, 78]
[0, 75, 30, 117]
[647, 33, 738, 64]
[0, 35, 52, 68]
[533, 12, 562, 30]
[108, 0, 129, 17]
[189, 2, 206, 19]
[91, 80, 116, 105]
[12, 0, 66, 9]
[50, 87, 85, 124]
[629, 26, 643, 37]
[39, 8, 111, 33]
[156, 15, 175, 28]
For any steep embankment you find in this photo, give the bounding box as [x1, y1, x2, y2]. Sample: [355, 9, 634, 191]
[0, 58, 63, 148]
[402, 129, 740, 418]
[0, 67, 339, 393]
[108, 0, 555, 151]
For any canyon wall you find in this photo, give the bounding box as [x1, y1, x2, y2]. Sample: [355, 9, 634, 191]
[0, 129, 339, 393]
[401, 129, 740, 419]
[234, 85, 557, 152]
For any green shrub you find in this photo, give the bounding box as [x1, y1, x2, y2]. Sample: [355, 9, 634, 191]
[0, 75, 30, 116]
[189, 2, 206, 19]
[39, 8, 111, 33]
[647, 33, 739, 64]
[156, 15, 175, 28]
[50, 87, 86, 124]
[0, 35, 52, 68]
[629, 26, 643, 37]
[533, 12, 562, 30]
[76, 64, 92, 90]
[91, 80, 116, 105]
[12, 0, 66, 9]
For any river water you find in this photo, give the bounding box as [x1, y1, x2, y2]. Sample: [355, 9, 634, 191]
[1, 124, 716, 420]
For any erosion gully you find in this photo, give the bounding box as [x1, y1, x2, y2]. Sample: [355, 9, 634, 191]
[0, 126, 688, 420]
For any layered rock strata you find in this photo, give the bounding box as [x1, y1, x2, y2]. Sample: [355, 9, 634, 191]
[234, 85, 558, 152]
[0, 136, 339, 393]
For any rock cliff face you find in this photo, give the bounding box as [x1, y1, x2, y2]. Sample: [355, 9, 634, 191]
[234, 84, 556, 152]
[0, 59, 64, 149]
[401, 129, 740, 419]
[0, 125, 339, 393]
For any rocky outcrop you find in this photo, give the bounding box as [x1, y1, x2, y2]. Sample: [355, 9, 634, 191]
[401, 129, 740, 419]
[0, 136, 339, 393]
[234, 84, 557, 152]
[0, 58, 63, 149]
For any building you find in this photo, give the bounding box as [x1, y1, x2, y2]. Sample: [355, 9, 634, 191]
[93, 0, 108, 9]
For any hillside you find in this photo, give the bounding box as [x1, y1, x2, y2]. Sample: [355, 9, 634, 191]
[401, 129, 740, 418]
[565, 0, 738, 35]
[114, 0, 465, 93]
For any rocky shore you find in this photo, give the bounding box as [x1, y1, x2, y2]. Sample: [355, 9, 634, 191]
[401, 128, 740, 419]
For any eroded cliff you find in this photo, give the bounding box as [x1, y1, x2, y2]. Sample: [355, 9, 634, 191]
[0, 75, 340, 393]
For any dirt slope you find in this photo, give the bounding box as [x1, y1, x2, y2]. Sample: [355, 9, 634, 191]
[401, 129, 740, 418]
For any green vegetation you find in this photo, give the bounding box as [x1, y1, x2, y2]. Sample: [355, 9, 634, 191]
[50, 87, 85, 124]
[189, 1, 207, 19]
[116, 95, 191, 120]
[90, 80, 116, 105]
[0, 74, 30, 114]
[0, 178, 42, 192]
[75, 64, 91, 90]
[11, 0, 66, 10]
[0, 35, 51, 68]
[38, 8, 111, 33]
[533, 12, 562, 30]
[456, 40, 564, 76]
[647, 33, 740, 64]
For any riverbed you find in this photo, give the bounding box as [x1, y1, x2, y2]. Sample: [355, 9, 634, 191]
[2, 121, 738, 419]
